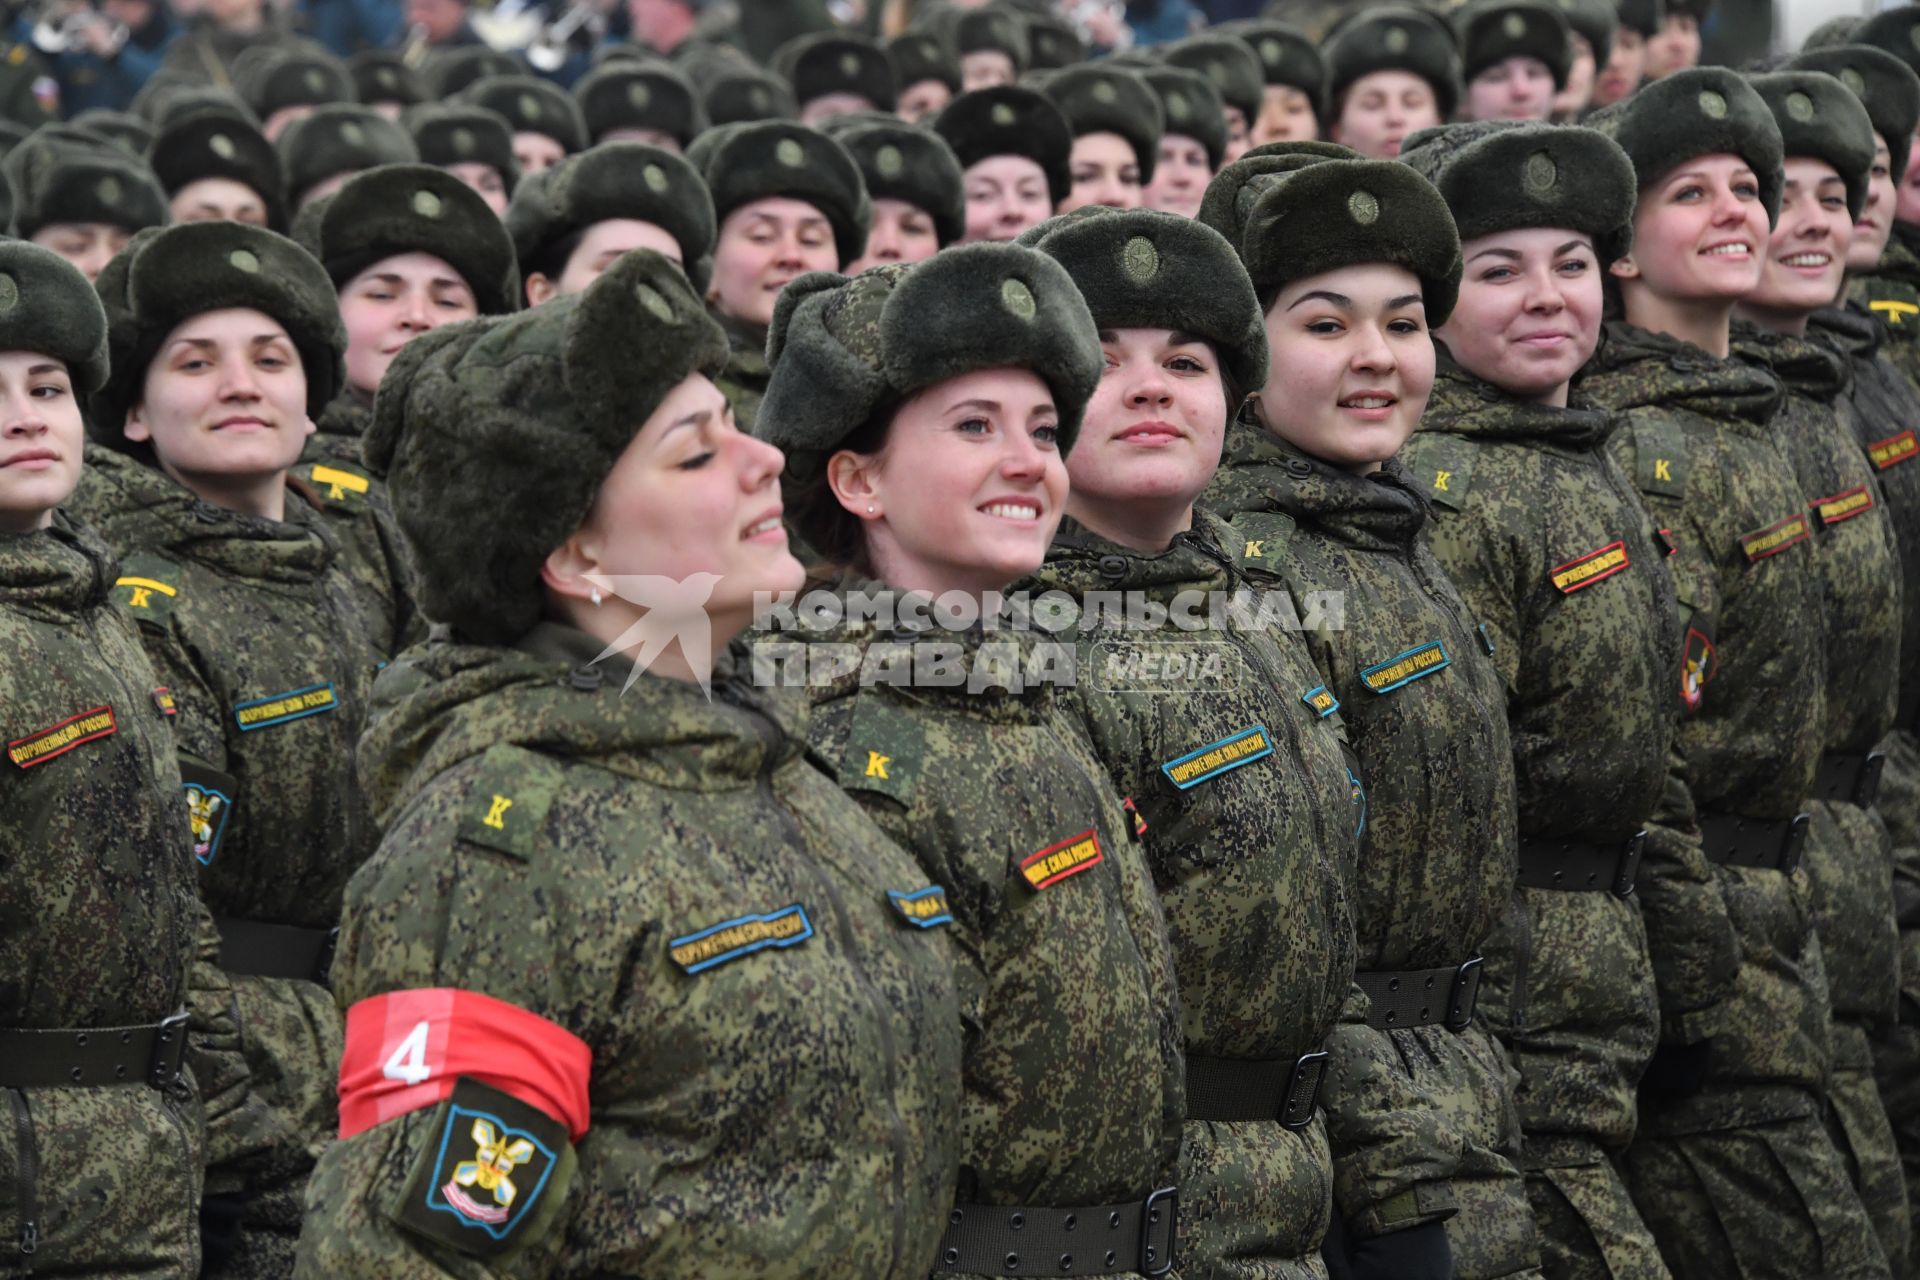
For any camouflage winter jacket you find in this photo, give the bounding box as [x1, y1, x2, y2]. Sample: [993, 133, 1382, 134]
[298, 394, 422, 651]
[1732, 323, 1901, 1032]
[1847, 223, 1920, 404]
[767, 579, 1185, 1278]
[0, 514, 207, 1276]
[1201, 420, 1518, 1235]
[1024, 512, 1360, 1274]
[1584, 320, 1833, 1119]
[296, 623, 965, 1278]
[712, 309, 769, 435]
[1401, 361, 1671, 1158]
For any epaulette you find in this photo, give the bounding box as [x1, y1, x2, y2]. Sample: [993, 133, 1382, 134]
[1629, 417, 1688, 499]
[837, 690, 925, 807]
[1400, 433, 1475, 512]
[296, 458, 374, 516]
[112, 551, 183, 625]
[1225, 510, 1294, 576]
[456, 744, 564, 861]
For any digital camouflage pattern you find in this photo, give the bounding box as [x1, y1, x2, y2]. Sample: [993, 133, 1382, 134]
[1847, 224, 1920, 407]
[0, 514, 209, 1276]
[1023, 512, 1360, 1280]
[712, 310, 770, 435]
[1584, 321, 1889, 1280]
[1814, 301, 1920, 1263]
[297, 623, 964, 1277]
[775, 581, 1185, 1278]
[1403, 360, 1675, 1280]
[297, 395, 424, 651]
[1202, 420, 1541, 1280]
[74, 445, 401, 1276]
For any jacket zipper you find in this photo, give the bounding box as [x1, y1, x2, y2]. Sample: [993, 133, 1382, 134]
[725, 677, 912, 1277]
[9, 1089, 36, 1267]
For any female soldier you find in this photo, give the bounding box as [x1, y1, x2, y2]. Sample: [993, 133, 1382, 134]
[1732, 72, 1911, 1273]
[1042, 65, 1164, 214]
[462, 74, 588, 176]
[1794, 46, 1920, 1237]
[1139, 66, 1227, 221]
[150, 101, 288, 231]
[756, 243, 1184, 1279]
[1163, 33, 1264, 163]
[4, 126, 168, 282]
[0, 241, 213, 1278]
[826, 116, 966, 271]
[510, 143, 716, 305]
[686, 121, 869, 435]
[404, 101, 518, 217]
[1321, 8, 1457, 160]
[1396, 120, 1677, 1280]
[1591, 0, 1661, 110]
[1198, 155, 1539, 1280]
[1454, 0, 1570, 124]
[1020, 205, 1362, 1280]
[84, 221, 399, 1276]
[1580, 67, 1889, 1279]
[1230, 22, 1324, 146]
[933, 85, 1074, 244]
[293, 248, 963, 1279]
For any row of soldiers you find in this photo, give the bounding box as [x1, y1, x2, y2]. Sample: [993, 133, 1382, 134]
[4, 0, 1920, 1278]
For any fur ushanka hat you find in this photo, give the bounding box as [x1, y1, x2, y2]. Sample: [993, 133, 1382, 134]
[1586, 65, 1786, 224]
[363, 249, 728, 645]
[0, 240, 108, 392]
[1747, 70, 1877, 220]
[932, 85, 1073, 204]
[1785, 44, 1920, 184]
[1399, 121, 1636, 264]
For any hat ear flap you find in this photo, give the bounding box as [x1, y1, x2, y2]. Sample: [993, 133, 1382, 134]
[767, 270, 851, 367]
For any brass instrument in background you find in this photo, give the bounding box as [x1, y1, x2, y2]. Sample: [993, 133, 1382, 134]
[30, 0, 127, 55]
[470, 0, 604, 71]
[401, 20, 430, 66]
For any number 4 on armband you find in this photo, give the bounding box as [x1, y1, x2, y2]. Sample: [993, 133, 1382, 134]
[385, 1020, 435, 1086]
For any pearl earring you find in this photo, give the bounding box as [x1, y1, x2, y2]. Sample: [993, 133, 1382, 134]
[590, 587, 602, 606]
[867, 504, 876, 514]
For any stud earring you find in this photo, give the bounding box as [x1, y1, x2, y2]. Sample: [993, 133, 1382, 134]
[867, 504, 876, 514]
[590, 587, 602, 606]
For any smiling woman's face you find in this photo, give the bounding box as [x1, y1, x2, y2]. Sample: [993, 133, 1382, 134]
[0, 351, 84, 534]
[339, 252, 478, 398]
[1439, 226, 1602, 404]
[125, 307, 312, 485]
[708, 197, 839, 328]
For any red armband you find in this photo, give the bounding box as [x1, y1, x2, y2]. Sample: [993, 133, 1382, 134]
[337, 988, 593, 1142]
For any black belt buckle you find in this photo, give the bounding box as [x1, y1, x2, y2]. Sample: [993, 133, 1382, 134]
[148, 1011, 188, 1089]
[1140, 1186, 1177, 1277]
[1780, 813, 1810, 875]
[1857, 753, 1886, 809]
[1615, 831, 1646, 898]
[1280, 1050, 1328, 1131]
[1445, 956, 1484, 1032]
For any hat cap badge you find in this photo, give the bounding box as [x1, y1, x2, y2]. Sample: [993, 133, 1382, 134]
[1092, 78, 1118, 104]
[1348, 189, 1380, 224]
[644, 162, 669, 192]
[1786, 91, 1814, 122]
[1122, 235, 1159, 282]
[1841, 68, 1866, 95]
[1001, 277, 1036, 319]
[1697, 89, 1727, 118]
[627, 82, 651, 109]
[635, 281, 675, 322]
[1502, 13, 1527, 37]
[1524, 150, 1557, 193]
[413, 189, 443, 217]
[305, 69, 325, 92]
[453, 127, 475, 155]
[776, 137, 805, 167]
[229, 248, 260, 274]
[839, 51, 860, 77]
[341, 121, 367, 145]
[1261, 37, 1282, 64]
[1910, 24, 1920, 53]
[96, 175, 121, 205]
[1385, 27, 1409, 53]
[876, 144, 903, 177]
[0, 273, 19, 314]
[1167, 92, 1188, 121]
[209, 132, 235, 159]
[519, 92, 541, 119]
[992, 102, 1016, 125]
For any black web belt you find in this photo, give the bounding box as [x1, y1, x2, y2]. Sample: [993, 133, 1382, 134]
[1184, 1049, 1327, 1127]
[1812, 751, 1884, 809]
[1517, 831, 1645, 897]
[1356, 957, 1482, 1031]
[214, 916, 337, 983]
[0, 1012, 188, 1089]
[936, 1187, 1177, 1276]
[1697, 811, 1809, 874]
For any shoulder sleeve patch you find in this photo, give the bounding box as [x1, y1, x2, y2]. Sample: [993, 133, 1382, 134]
[113, 551, 183, 624]
[1630, 419, 1688, 499]
[1402, 435, 1474, 512]
[389, 1077, 578, 1258]
[1226, 510, 1295, 574]
[839, 691, 925, 807]
[456, 745, 562, 862]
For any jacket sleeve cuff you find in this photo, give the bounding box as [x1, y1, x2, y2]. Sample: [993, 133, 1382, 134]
[1346, 1180, 1458, 1238]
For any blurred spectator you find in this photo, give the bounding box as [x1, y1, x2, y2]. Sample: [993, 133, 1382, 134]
[29, 0, 178, 114]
